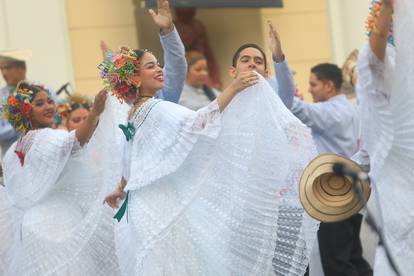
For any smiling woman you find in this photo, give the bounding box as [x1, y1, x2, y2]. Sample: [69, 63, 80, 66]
[99, 0, 186, 106]
[0, 80, 124, 275]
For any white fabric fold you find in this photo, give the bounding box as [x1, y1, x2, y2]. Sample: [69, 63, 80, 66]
[117, 74, 319, 275]
[355, 1, 414, 275]
[1, 96, 127, 275]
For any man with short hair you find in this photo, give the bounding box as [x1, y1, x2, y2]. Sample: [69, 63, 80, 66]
[223, 22, 320, 276]
[276, 59, 372, 276]
[0, 50, 30, 156]
[224, 21, 294, 108]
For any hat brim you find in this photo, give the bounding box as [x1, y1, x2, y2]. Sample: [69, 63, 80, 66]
[299, 153, 371, 223]
[0, 50, 32, 63]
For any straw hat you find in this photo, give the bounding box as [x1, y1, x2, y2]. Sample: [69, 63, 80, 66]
[0, 49, 32, 64]
[299, 153, 371, 223]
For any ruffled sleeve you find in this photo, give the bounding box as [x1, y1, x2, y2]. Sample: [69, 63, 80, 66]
[124, 100, 221, 190]
[357, 43, 395, 100]
[3, 129, 80, 209]
[356, 43, 395, 177]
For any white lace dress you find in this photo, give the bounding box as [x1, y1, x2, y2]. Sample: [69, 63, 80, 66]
[115, 74, 319, 276]
[353, 1, 414, 275]
[1, 97, 126, 275]
[0, 185, 13, 275]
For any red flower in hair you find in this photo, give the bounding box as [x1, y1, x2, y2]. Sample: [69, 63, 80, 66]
[18, 102, 32, 118]
[116, 82, 130, 94]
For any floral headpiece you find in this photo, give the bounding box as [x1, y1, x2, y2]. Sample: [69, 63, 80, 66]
[57, 94, 91, 118]
[2, 82, 47, 133]
[366, 0, 394, 45]
[98, 46, 142, 102]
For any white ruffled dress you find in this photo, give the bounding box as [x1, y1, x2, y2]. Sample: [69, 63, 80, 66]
[354, 1, 414, 275]
[116, 75, 319, 275]
[1, 97, 126, 275]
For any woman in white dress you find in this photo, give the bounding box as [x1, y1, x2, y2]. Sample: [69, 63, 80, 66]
[58, 94, 92, 131]
[353, 0, 414, 275]
[1, 81, 122, 275]
[103, 35, 320, 274]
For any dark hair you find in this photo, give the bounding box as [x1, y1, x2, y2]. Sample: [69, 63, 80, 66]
[133, 49, 148, 67]
[70, 102, 90, 112]
[232, 43, 268, 70]
[16, 81, 47, 100]
[311, 63, 343, 91]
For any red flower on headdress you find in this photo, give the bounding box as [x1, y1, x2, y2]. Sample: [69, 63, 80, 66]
[116, 82, 130, 94]
[18, 102, 32, 118]
[111, 74, 120, 83]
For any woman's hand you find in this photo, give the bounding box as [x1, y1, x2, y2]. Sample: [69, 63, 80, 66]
[268, 20, 285, 63]
[104, 188, 126, 209]
[148, 0, 173, 34]
[91, 89, 108, 117]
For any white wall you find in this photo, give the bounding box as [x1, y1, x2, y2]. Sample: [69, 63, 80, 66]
[0, 0, 74, 91]
[327, 0, 371, 65]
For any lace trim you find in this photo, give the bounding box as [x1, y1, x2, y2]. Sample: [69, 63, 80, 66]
[14, 130, 81, 166]
[15, 130, 39, 155]
[129, 99, 162, 130]
[190, 99, 220, 132]
[71, 134, 82, 154]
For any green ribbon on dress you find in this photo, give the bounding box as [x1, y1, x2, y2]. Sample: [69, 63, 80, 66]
[118, 122, 136, 141]
[113, 190, 129, 222]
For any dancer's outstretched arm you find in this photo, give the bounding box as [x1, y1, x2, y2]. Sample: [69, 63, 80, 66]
[75, 90, 107, 146]
[151, 0, 187, 103]
[370, 0, 393, 61]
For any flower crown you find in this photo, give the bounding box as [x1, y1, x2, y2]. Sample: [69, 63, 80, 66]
[57, 94, 91, 117]
[2, 82, 47, 133]
[98, 46, 142, 102]
[366, 0, 394, 45]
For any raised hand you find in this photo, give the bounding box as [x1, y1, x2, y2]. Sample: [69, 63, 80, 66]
[91, 89, 108, 116]
[268, 20, 285, 63]
[148, 0, 173, 34]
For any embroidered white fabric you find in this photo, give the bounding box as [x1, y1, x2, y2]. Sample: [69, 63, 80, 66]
[0, 96, 128, 275]
[354, 43, 395, 179]
[355, 1, 414, 275]
[0, 186, 13, 275]
[116, 74, 319, 275]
